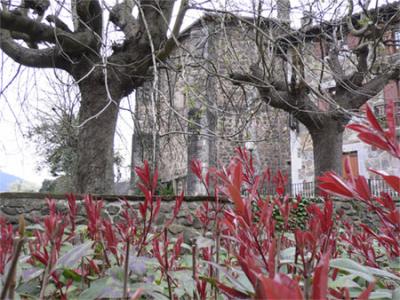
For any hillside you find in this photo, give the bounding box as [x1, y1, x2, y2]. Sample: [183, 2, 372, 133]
[0, 171, 23, 192]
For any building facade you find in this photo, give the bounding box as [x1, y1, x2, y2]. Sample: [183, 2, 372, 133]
[132, 9, 400, 196]
[132, 15, 292, 195]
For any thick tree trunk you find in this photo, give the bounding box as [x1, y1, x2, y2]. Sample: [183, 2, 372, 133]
[309, 120, 345, 180]
[75, 80, 122, 194]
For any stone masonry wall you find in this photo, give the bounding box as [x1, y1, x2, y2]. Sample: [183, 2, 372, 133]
[0, 193, 231, 242]
[1, 193, 396, 237]
[133, 16, 292, 195]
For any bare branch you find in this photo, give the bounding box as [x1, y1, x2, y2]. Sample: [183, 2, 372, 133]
[0, 10, 96, 53]
[157, 0, 188, 61]
[138, 0, 175, 47]
[0, 29, 69, 69]
[46, 15, 72, 33]
[110, 0, 139, 39]
[230, 65, 325, 130]
[76, 0, 103, 38]
[346, 0, 371, 37]
[342, 67, 400, 109]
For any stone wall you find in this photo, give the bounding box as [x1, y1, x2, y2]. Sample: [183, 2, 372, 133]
[0, 193, 231, 242]
[1, 193, 397, 236]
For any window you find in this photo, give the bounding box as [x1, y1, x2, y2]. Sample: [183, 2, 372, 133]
[395, 30, 400, 49]
[373, 100, 400, 127]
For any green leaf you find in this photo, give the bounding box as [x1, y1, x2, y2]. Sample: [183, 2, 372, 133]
[329, 275, 361, 289]
[25, 224, 44, 231]
[130, 282, 168, 300]
[389, 257, 400, 270]
[79, 277, 123, 299]
[174, 270, 195, 296]
[21, 267, 43, 282]
[62, 269, 82, 282]
[196, 236, 214, 249]
[368, 290, 394, 299]
[365, 266, 400, 282]
[392, 287, 400, 300]
[56, 241, 93, 269]
[330, 258, 375, 282]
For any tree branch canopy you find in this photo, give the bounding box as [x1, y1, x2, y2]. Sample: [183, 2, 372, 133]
[0, 10, 96, 53]
[0, 30, 67, 69]
[138, 0, 175, 47]
[230, 68, 328, 130]
[110, 0, 138, 39]
[342, 67, 400, 109]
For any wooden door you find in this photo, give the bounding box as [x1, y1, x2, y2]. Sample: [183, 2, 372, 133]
[342, 151, 359, 179]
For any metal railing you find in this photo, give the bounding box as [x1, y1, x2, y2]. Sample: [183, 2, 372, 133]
[258, 178, 398, 198]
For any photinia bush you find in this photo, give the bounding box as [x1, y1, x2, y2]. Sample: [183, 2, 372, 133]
[190, 100, 399, 299]
[0, 102, 399, 299]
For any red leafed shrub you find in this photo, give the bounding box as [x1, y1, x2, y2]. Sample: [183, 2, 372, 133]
[190, 100, 399, 299]
[0, 161, 185, 299]
[319, 101, 399, 261]
[0, 102, 399, 299]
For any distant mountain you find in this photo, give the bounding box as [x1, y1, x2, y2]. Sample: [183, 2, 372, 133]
[0, 171, 23, 192]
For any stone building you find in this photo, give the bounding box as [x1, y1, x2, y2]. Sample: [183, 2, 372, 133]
[290, 21, 400, 196]
[133, 7, 400, 196]
[132, 15, 292, 195]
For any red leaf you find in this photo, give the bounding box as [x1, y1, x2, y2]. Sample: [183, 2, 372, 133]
[357, 282, 375, 300]
[366, 104, 384, 133]
[311, 252, 330, 300]
[139, 203, 146, 219]
[216, 282, 249, 299]
[354, 177, 371, 201]
[190, 160, 203, 180]
[173, 234, 183, 257]
[268, 239, 276, 278]
[386, 99, 396, 142]
[237, 254, 261, 286]
[347, 104, 400, 158]
[135, 161, 150, 187]
[226, 162, 250, 224]
[255, 274, 303, 300]
[153, 197, 161, 219]
[357, 132, 392, 152]
[318, 172, 355, 198]
[369, 169, 400, 193]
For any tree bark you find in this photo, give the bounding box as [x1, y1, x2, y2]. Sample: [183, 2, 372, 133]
[75, 80, 122, 194]
[309, 120, 345, 179]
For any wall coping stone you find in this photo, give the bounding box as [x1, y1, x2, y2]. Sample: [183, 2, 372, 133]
[0, 192, 230, 203]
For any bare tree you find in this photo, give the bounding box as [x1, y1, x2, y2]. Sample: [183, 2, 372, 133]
[230, 0, 400, 178]
[0, 0, 187, 193]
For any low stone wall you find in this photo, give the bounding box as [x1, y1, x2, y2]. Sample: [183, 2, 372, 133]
[1, 193, 397, 237]
[0, 193, 231, 242]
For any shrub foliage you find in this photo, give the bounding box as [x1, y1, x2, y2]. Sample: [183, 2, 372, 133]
[0, 101, 399, 299]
